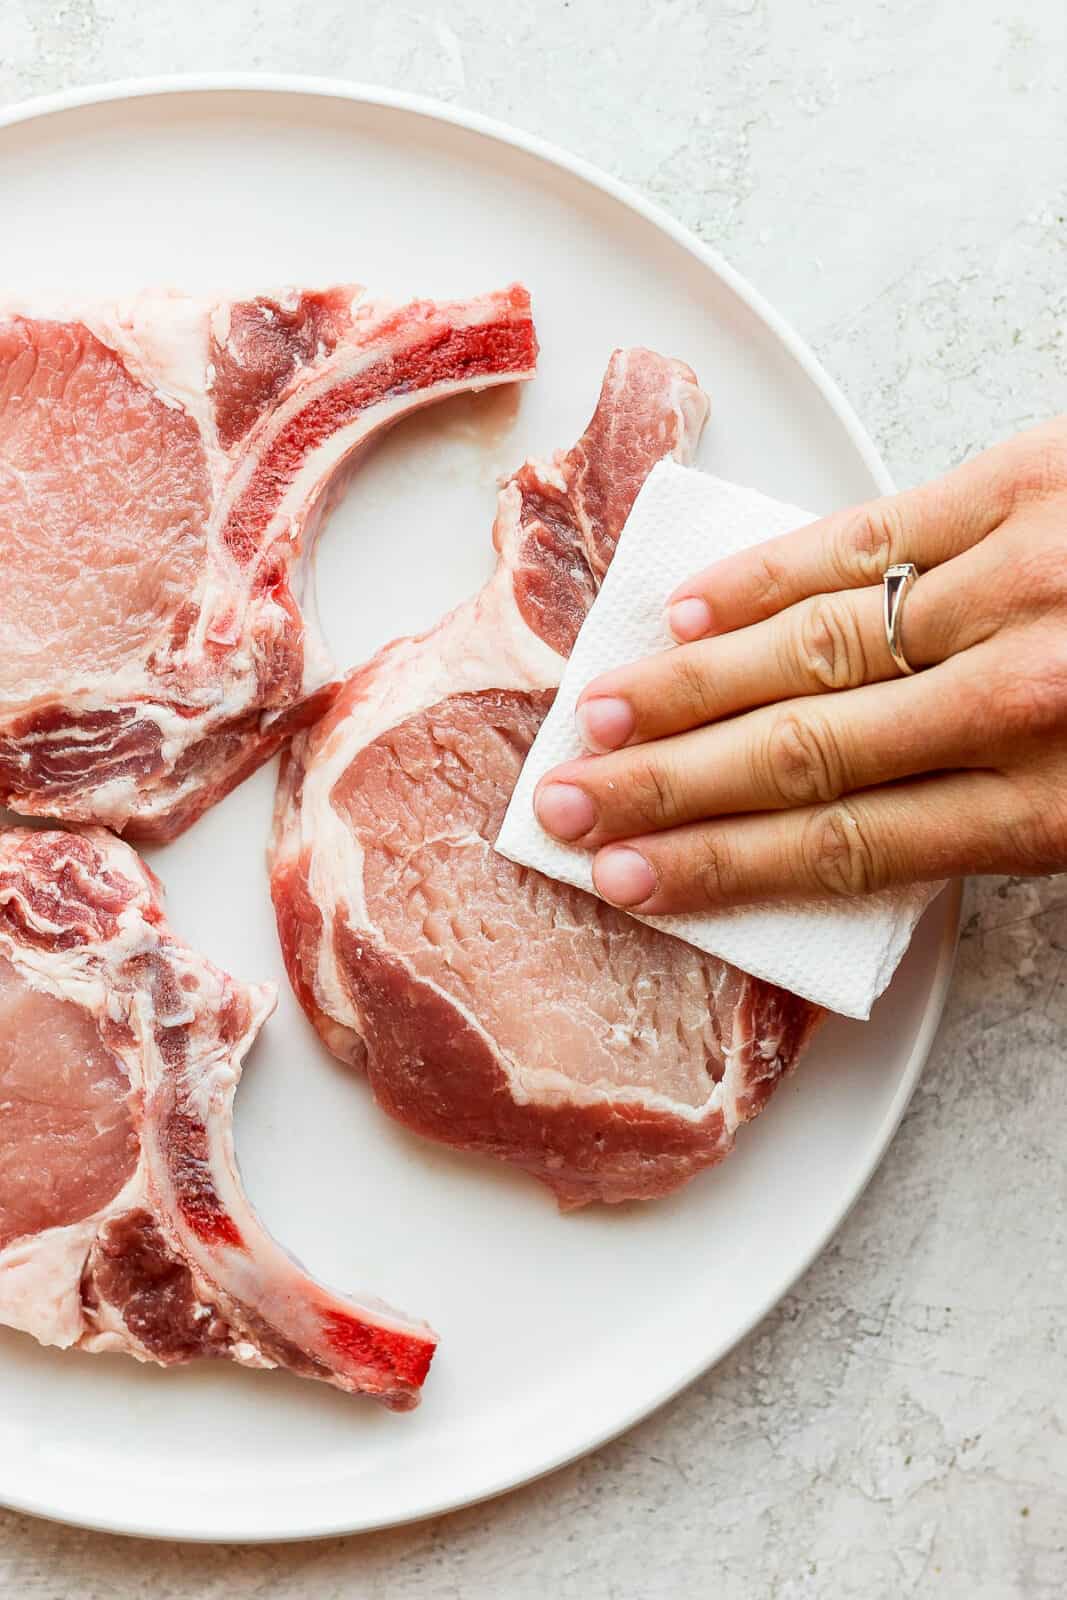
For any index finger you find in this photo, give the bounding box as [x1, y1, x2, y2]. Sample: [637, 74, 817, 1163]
[665, 447, 1013, 642]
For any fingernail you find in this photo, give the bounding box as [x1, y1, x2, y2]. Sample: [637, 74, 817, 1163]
[535, 782, 596, 840]
[593, 846, 657, 907]
[667, 596, 713, 642]
[576, 696, 634, 752]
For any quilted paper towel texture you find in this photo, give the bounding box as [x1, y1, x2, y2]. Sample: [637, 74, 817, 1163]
[495, 459, 940, 1019]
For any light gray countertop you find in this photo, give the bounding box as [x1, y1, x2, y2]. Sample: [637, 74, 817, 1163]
[2, 2, 1065, 1594]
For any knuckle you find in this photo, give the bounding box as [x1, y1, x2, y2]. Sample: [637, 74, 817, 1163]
[1000, 536, 1067, 611]
[751, 549, 790, 613]
[625, 756, 684, 828]
[832, 500, 902, 586]
[803, 801, 881, 897]
[696, 832, 741, 904]
[998, 776, 1067, 874]
[797, 595, 869, 690]
[1005, 427, 1067, 506]
[997, 649, 1067, 737]
[1022, 813, 1067, 874]
[670, 649, 717, 720]
[763, 712, 842, 806]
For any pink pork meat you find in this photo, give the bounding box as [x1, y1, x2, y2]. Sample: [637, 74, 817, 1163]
[0, 827, 434, 1408]
[0, 284, 537, 842]
[270, 350, 822, 1208]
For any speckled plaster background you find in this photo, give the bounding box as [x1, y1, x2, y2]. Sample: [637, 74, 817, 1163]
[1, 2, 1065, 1595]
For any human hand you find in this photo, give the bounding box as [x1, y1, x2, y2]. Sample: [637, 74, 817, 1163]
[533, 420, 1067, 911]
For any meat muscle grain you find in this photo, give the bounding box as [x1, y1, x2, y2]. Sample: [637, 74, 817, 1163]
[0, 284, 536, 841]
[0, 828, 434, 1407]
[270, 351, 822, 1207]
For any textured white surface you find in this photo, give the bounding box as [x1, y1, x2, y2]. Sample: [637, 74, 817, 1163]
[0, 1, 1065, 1595]
[497, 460, 939, 1016]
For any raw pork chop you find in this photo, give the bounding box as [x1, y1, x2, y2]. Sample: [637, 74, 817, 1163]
[0, 284, 536, 843]
[271, 351, 822, 1208]
[0, 827, 434, 1407]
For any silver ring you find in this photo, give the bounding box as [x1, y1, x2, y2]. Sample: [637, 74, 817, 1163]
[883, 562, 920, 676]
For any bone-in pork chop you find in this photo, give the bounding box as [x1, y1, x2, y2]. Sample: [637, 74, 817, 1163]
[0, 827, 434, 1408]
[0, 284, 536, 842]
[270, 351, 822, 1208]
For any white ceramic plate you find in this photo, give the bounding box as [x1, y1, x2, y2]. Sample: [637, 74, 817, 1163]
[0, 77, 959, 1542]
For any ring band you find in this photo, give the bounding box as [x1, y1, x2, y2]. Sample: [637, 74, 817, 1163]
[883, 562, 920, 676]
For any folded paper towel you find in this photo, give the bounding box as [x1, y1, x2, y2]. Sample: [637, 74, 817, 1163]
[495, 459, 942, 1018]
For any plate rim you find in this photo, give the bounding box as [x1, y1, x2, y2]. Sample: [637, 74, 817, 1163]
[0, 72, 961, 1543]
